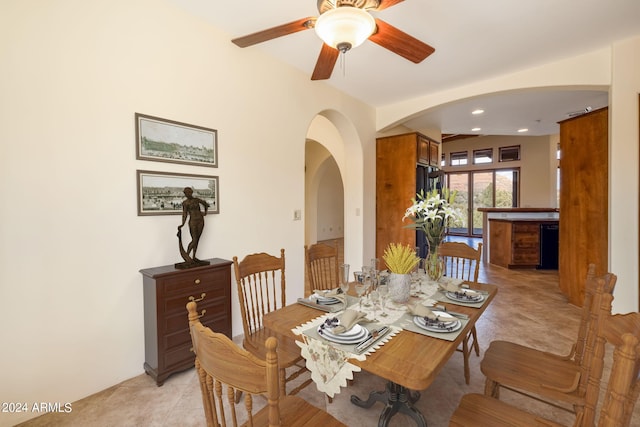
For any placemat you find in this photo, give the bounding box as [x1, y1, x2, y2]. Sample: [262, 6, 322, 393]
[299, 318, 399, 356]
[396, 312, 469, 342]
[433, 290, 487, 308]
[296, 295, 359, 313]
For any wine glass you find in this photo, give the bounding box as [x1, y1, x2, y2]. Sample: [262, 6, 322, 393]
[362, 270, 373, 307]
[369, 288, 380, 322]
[354, 281, 366, 310]
[378, 283, 389, 317]
[354, 271, 364, 284]
[340, 264, 350, 295]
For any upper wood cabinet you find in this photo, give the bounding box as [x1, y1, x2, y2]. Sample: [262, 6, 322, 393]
[417, 134, 440, 166]
[558, 107, 608, 306]
[376, 132, 440, 263]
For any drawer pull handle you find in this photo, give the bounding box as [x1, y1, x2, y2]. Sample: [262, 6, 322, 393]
[189, 293, 206, 303]
[194, 279, 201, 285]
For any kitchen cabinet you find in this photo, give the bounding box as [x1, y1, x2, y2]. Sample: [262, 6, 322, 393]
[489, 219, 558, 269]
[376, 132, 441, 262]
[558, 108, 608, 306]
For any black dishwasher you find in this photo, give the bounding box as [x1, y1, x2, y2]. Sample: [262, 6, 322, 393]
[538, 222, 559, 269]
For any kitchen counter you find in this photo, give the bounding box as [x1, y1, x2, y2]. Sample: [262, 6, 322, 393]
[488, 217, 559, 269]
[478, 208, 559, 263]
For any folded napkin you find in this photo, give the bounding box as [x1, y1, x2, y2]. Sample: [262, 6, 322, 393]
[407, 303, 455, 322]
[313, 288, 342, 298]
[330, 309, 369, 334]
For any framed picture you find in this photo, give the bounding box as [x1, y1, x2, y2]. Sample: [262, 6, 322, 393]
[137, 170, 219, 216]
[135, 113, 218, 167]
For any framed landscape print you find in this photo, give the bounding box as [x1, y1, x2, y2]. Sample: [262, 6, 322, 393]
[135, 113, 217, 167]
[137, 170, 219, 216]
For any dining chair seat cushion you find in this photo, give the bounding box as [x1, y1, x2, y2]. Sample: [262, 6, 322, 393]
[481, 340, 583, 405]
[246, 395, 346, 427]
[449, 393, 564, 427]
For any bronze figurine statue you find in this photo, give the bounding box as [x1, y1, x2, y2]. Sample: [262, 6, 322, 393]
[176, 187, 210, 269]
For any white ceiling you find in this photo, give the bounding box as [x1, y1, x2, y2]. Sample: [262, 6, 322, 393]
[167, 0, 640, 137]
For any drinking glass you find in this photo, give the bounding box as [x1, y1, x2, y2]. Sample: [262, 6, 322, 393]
[340, 264, 350, 295]
[378, 283, 389, 317]
[354, 282, 366, 310]
[362, 271, 373, 307]
[369, 288, 380, 322]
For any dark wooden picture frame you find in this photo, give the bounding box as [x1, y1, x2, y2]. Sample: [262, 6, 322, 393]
[135, 113, 217, 167]
[137, 170, 219, 216]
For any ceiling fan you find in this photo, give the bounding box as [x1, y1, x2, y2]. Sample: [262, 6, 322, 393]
[231, 0, 435, 80]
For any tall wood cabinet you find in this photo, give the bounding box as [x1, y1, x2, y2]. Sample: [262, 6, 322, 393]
[376, 132, 441, 263]
[140, 258, 232, 385]
[559, 107, 608, 306]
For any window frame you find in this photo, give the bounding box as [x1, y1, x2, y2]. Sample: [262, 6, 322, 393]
[499, 145, 521, 162]
[473, 148, 493, 165]
[450, 151, 469, 166]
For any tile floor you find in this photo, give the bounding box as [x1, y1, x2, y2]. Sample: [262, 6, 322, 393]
[17, 263, 639, 427]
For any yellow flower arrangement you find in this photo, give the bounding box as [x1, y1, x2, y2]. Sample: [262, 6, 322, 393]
[382, 243, 420, 274]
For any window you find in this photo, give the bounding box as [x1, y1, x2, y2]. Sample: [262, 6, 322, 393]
[473, 148, 493, 164]
[499, 145, 520, 162]
[450, 151, 468, 166]
[440, 153, 445, 167]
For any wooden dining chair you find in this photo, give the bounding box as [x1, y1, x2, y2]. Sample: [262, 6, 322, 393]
[233, 249, 311, 396]
[449, 293, 640, 427]
[439, 241, 483, 384]
[187, 301, 346, 427]
[305, 240, 340, 293]
[480, 265, 617, 421]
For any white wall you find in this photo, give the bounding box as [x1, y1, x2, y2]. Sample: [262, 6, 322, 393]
[609, 36, 640, 314]
[0, 1, 375, 425]
[315, 158, 344, 241]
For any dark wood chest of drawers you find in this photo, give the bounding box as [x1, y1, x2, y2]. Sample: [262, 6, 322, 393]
[140, 258, 232, 385]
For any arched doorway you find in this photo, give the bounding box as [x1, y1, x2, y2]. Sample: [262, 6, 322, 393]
[304, 111, 367, 295]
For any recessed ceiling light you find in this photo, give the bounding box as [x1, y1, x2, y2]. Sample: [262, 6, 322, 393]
[517, 128, 529, 133]
[472, 109, 484, 115]
[471, 127, 481, 132]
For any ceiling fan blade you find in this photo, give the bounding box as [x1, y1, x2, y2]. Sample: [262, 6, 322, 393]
[376, 0, 405, 11]
[369, 18, 435, 63]
[231, 17, 315, 48]
[311, 44, 339, 80]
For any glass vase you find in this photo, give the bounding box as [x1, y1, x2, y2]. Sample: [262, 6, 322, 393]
[425, 243, 444, 282]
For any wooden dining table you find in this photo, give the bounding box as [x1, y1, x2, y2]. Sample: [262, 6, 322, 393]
[263, 281, 498, 427]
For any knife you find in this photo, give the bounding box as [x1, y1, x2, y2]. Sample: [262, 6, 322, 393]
[355, 326, 390, 354]
[296, 298, 341, 312]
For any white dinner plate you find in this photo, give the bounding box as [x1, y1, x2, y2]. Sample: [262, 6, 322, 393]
[317, 324, 369, 344]
[316, 297, 341, 305]
[413, 315, 462, 333]
[445, 290, 485, 303]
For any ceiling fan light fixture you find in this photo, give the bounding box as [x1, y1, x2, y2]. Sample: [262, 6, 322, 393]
[314, 6, 376, 52]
